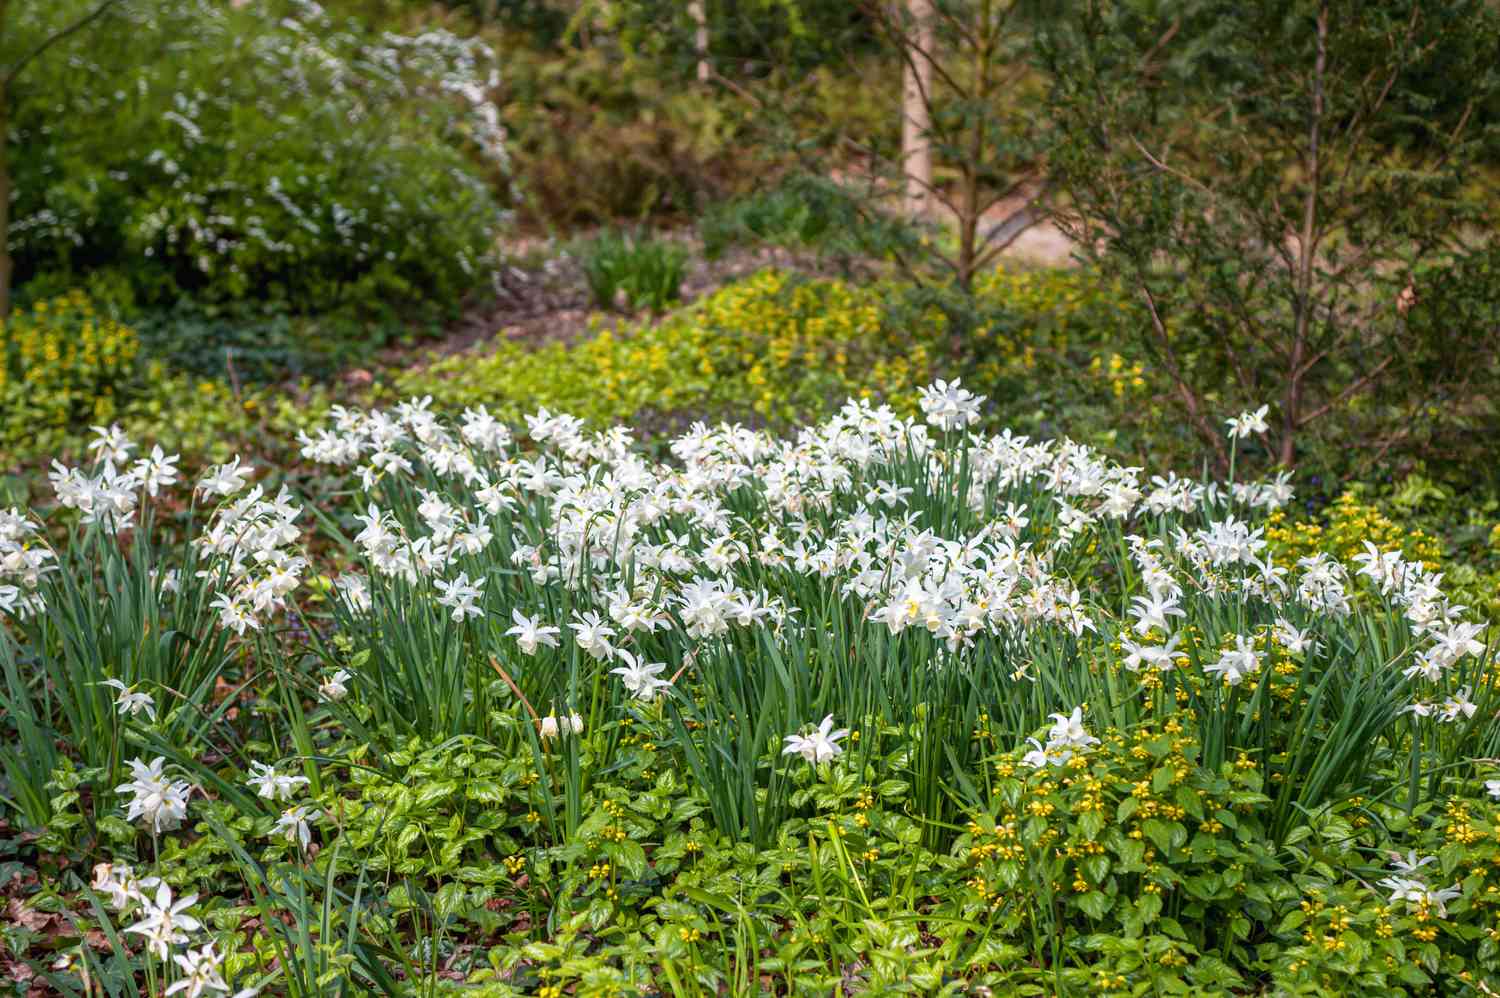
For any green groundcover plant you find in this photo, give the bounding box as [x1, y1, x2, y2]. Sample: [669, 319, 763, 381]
[1, 381, 1499, 995]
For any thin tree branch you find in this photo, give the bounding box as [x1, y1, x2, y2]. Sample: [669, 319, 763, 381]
[1139, 282, 1231, 469]
[1295, 355, 1395, 428]
[5, 0, 126, 88]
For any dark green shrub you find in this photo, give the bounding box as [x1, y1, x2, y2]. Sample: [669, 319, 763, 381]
[11, 0, 509, 319]
[579, 231, 688, 313]
[131, 301, 393, 387]
[500, 41, 750, 226]
[698, 175, 917, 266]
[1039, 0, 1500, 478]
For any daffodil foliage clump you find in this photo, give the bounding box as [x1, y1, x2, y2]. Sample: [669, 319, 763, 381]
[4, 383, 1500, 996]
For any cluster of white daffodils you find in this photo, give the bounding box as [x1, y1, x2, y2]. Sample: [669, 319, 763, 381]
[13, 427, 308, 641]
[246, 762, 321, 851]
[1021, 707, 1101, 768]
[116, 757, 192, 835]
[14, 383, 1497, 993]
[46, 427, 180, 532]
[194, 462, 307, 635]
[0, 506, 51, 619]
[306, 399, 795, 703]
[93, 863, 237, 996]
[285, 383, 1490, 755]
[1344, 540, 1489, 685]
[1377, 851, 1462, 918]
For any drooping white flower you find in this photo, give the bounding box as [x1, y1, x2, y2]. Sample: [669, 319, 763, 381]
[570, 610, 616, 660]
[210, 593, 260, 635]
[1045, 707, 1100, 751]
[676, 577, 734, 639]
[434, 571, 484, 622]
[1129, 593, 1185, 636]
[506, 608, 560, 655]
[1225, 405, 1270, 439]
[319, 669, 352, 702]
[1119, 633, 1181, 672]
[88, 424, 136, 465]
[1377, 852, 1461, 917]
[782, 715, 849, 765]
[197, 456, 252, 498]
[1206, 635, 1261, 686]
[1424, 620, 1486, 672]
[134, 445, 181, 497]
[1018, 706, 1099, 768]
[246, 761, 310, 802]
[166, 942, 230, 997]
[100, 679, 157, 722]
[610, 650, 669, 700]
[1272, 617, 1317, 655]
[1020, 737, 1052, 769]
[334, 573, 371, 612]
[124, 883, 201, 959]
[1439, 686, 1477, 723]
[91, 862, 161, 913]
[276, 805, 321, 850]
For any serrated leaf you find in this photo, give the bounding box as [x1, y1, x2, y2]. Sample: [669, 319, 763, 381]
[1083, 854, 1110, 884]
[1077, 890, 1112, 919]
[467, 780, 504, 804]
[1142, 818, 1174, 853]
[607, 839, 648, 880]
[435, 882, 466, 919]
[1136, 892, 1162, 924]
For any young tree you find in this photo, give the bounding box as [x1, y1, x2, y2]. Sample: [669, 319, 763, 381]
[900, 0, 934, 217]
[0, 0, 129, 314]
[748, 1, 1048, 292]
[877, 0, 1050, 290]
[688, 0, 710, 83]
[1039, 0, 1500, 474]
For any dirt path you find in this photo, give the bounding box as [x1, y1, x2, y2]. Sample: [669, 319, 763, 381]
[371, 204, 1078, 384]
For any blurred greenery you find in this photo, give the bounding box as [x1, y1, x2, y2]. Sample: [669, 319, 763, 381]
[10, 0, 507, 320]
[578, 229, 689, 313]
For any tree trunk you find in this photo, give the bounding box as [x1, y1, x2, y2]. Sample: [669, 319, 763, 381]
[901, 0, 934, 218]
[955, 1, 994, 291]
[1282, 2, 1329, 469]
[0, 77, 10, 319]
[689, 0, 710, 84]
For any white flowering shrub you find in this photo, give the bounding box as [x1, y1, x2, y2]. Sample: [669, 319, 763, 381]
[12, 0, 508, 313]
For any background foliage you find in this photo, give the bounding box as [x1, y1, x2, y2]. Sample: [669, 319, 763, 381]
[11, 0, 508, 320]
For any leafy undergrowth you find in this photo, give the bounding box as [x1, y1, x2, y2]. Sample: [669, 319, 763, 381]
[2, 383, 1500, 996]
